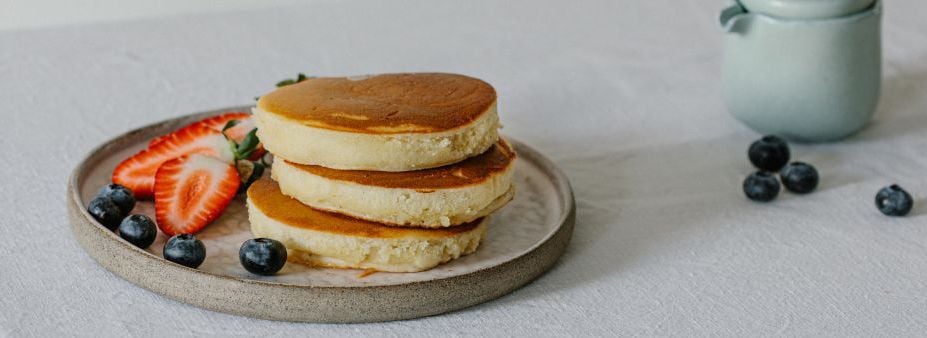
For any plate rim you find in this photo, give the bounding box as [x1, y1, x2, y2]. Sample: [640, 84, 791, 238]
[67, 106, 576, 322]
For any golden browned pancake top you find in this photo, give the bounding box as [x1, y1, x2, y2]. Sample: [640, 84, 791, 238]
[248, 179, 482, 238]
[257, 73, 496, 134]
[287, 140, 515, 190]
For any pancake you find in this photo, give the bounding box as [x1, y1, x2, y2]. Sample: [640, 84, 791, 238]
[246, 179, 487, 272]
[254, 73, 500, 171]
[272, 139, 516, 227]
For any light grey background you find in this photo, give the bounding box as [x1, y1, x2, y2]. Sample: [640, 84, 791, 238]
[0, 0, 308, 31]
[2, 0, 927, 336]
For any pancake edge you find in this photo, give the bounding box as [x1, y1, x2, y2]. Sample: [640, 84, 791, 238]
[253, 103, 499, 172]
[271, 157, 515, 228]
[248, 198, 488, 272]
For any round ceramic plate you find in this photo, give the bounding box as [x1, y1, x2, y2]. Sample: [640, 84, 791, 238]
[67, 106, 575, 323]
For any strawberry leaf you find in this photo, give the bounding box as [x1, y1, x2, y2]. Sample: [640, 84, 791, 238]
[275, 79, 296, 87]
[275, 73, 313, 87]
[221, 120, 240, 132]
[234, 128, 260, 160]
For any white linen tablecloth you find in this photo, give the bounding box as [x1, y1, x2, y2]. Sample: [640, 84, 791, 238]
[3, 0, 927, 336]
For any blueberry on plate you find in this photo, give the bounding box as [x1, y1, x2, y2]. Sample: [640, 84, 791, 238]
[97, 183, 136, 214]
[748, 135, 790, 172]
[163, 234, 206, 268]
[87, 197, 124, 231]
[743, 171, 780, 202]
[118, 215, 157, 249]
[780, 162, 819, 194]
[876, 185, 914, 217]
[239, 238, 287, 276]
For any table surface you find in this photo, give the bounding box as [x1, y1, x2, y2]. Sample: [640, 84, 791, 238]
[3, 0, 927, 336]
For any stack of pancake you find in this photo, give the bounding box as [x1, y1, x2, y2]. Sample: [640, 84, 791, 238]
[246, 73, 516, 272]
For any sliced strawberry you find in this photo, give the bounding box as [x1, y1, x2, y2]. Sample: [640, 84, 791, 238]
[149, 112, 251, 148]
[221, 115, 256, 141]
[222, 116, 267, 161]
[113, 125, 234, 199]
[154, 154, 240, 236]
[149, 112, 266, 160]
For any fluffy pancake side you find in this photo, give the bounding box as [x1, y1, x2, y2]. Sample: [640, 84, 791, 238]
[246, 179, 488, 272]
[272, 140, 516, 227]
[253, 73, 500, 171]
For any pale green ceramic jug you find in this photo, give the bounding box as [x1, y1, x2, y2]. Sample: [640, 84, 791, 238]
[720, 0, 882, 142]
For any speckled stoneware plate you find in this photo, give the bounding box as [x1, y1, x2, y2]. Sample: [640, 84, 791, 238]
[67, 106, 575, 323]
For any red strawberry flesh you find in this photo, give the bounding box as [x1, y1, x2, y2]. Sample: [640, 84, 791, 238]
[154, 154, 240, 236]
[113, 125, 233, 199]
[148, 112, 265, 161]
[149, 112, 251, 148]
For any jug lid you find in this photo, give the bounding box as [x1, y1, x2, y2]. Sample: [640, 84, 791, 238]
[738, 0, 875, 19]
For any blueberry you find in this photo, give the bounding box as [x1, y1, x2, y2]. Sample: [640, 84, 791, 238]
[97, 183, 136, 214]
[743, 171, 780, 202]
[239, 238, 287, 276]
[87, 197, 124, 230]
[163, 234, 206, 268]
[118, 215, 157, 249]
[876, 185, 914, 217]
[780, 162, 819, 194]
[748, 135, 790, 172]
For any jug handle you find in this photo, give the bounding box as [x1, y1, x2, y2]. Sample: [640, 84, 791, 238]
[720, 2, 748, 32]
